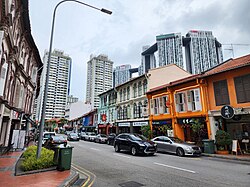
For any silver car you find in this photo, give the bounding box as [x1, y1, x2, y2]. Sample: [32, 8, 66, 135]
[151, 136, 201, 157]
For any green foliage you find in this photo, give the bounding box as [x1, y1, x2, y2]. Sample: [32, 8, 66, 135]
[190, 119, 204, 133]
[141, 125, 153, 140]
[21, 146, 55, 171]
[215, 130, 232, 150]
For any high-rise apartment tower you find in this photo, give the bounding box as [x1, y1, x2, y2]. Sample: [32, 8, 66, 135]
[86, 54, 113, 108]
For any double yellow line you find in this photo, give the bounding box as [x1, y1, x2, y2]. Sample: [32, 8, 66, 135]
[71, 163, 96, 187]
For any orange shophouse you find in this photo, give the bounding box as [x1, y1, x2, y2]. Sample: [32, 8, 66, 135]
[147, 74, 211, 142]
[202, 54, 250, 152]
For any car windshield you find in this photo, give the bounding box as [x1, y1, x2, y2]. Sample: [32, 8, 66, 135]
[89, 133, 95, 135]
[53, 136, 65, 141]
[129, 134, 144, 141]
[169, 137, 184, 143]
[70, 133, 78, 136]
[100, 134, 107, 137]
[44, 133, 55, 138]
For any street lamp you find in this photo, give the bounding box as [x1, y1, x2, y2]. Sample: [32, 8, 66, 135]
[37, 0, 112, 159]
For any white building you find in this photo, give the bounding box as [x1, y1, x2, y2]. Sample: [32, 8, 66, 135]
[86, 54, 113, 109]
[157, 33, 184, 68]
[183, 30, 223, 74]
[113, 64, 131, 87]
[67, 95, 79, 105]
[139, 45, 157, 75]
[36, 49, 72, 120]
[65, 101, 91, 121]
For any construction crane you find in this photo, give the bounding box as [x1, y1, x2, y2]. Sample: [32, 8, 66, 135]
[222, 43, 250, 58]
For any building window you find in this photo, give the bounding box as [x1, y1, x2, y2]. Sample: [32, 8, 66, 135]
[138, 81, 142, 96]
[133, 83, 137, 98]
[123, 88, 126, 101]
[213, 80, 230, 106]
[143, 80, 147, 94]
[119, 90, 122, 102]
[162, 95, 170, 114]
[123, 106, 127, 119]
[175, 93, 185, 112]
[133, 103, 138, 118]
[153, 98, 159, 114]
[138, 102, 142, 118]
[234, 74, 250, 103]
[127, 87, 130, 100]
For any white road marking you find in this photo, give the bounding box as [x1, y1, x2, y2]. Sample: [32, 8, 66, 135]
[154, 162, 196, 174]
[90, 148, 101, 151]
[113, 153, 131, 159]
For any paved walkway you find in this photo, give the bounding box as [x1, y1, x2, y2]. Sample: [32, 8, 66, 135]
[0, 150, 75, 187]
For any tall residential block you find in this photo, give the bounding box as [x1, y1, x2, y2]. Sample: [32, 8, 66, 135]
[86, 54, 113, 109]
[157, 33, 184, 68]
[113, 64, 131, 87]
[36, 49, 72, 120]
[139, 45, 157, 75]
[183, 30, 223, 74]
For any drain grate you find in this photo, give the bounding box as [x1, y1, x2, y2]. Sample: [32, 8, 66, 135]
[72, 178, 86, 187]
[119, 181, 144, 187]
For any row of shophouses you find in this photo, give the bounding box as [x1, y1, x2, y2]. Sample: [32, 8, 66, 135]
[0, 1, 43, 147]
[69, 54, 250, 151]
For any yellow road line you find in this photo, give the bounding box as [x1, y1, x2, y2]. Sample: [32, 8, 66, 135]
[72, 163, 96, 187]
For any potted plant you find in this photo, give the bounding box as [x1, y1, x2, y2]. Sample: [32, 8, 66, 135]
[215, 130, 232, 154]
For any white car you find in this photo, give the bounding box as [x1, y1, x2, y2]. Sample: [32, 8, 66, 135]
[86, 132, 96, 141]
[42, 132, 56, 145]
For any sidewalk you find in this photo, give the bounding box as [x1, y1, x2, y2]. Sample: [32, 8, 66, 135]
[202, 152, 250, 162]
[0, 150, 79, 187]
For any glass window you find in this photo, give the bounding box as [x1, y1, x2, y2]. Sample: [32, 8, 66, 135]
[213, 80, 230, 106]
[234, 74, 250, 103]
[133, 83, 137, 98]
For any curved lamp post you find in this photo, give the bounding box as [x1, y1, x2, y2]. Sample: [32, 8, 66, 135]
[37, 0, 112, 159]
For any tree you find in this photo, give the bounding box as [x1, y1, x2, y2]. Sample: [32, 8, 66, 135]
[141, 125, 153, 140]
[190, 118, 204, 146]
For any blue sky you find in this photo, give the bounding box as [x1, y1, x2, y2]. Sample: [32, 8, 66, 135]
[29, 0, 250, 101]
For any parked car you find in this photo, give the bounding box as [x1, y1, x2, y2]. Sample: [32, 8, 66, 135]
[107, 133, 116, 145]
[42, 132, 56, 145]
[95, 134, 108, 143]
[151, 136, 201, 157]
[80, 132, 88, 140]
[67, 133, 80, 141]
[44, 135, 67, 148]
[114, 133, 157, 156]
[87, 132, 96, 142]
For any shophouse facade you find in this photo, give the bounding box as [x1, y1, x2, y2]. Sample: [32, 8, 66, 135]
[98, 88, 117, 134]
[0, 0, 43, 146]
[204, 54, 250, 152]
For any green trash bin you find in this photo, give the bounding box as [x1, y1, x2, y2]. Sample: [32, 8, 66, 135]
[57, 145, 73, 171]
[202, 139, 215, 154]
[52, 146, 60, 165]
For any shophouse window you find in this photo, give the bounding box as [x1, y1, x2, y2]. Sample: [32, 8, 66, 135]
[187, 89, 202, 111]
[119, 90, 122, 102]
[127, 105, 131, 119]
[138, 102, 142, 118]
[143, 80, 147, 94]
[213, 80, 230, 106]
[134, 103, 139, 118]
[118, 107, 122, 120]
[138, 81, 142, 96]
[123, 88, 126, 101]
[175, 92, 185, 112]
[150, 99, 154, 115]
[104, 95, 107, 106]
[127, 87, 130, 100]
[234, 74, 250, 103]
[123, 106, 127, 119]
[162, 95, 170, 114]
[133, 83, 137, 98]
[153, 98, 159, 114]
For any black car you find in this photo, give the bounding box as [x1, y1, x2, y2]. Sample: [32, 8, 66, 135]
[67, 133, 80, 141]
[107, 133, 116, 145]
[114, 133, 157, 156]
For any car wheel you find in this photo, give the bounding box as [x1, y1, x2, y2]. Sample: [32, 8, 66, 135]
[131, 146, 137, 156]
[148, 153, 155, 156]
[115, 144, 120, 152]
[176, 148, 185, 157]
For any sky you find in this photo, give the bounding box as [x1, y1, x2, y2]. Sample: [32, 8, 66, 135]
[29, 0, 250, 101]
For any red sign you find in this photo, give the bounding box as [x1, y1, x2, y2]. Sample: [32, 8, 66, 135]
[101, 114, 107, 122]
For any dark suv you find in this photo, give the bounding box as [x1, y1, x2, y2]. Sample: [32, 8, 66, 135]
[114, 133, 157, 156]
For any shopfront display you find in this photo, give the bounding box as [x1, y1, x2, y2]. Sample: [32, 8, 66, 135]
[152, 120, 172, 137]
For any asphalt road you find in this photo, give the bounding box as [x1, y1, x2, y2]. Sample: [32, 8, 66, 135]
[69, 140, 250, 187]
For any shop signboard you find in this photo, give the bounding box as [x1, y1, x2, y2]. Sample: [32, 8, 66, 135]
[221, 105, 234, 119]
[118, 122, 130, 127]
[152, 120, 172, 125]
[133, 121, 148, 126]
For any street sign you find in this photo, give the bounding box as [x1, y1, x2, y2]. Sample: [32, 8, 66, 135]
[221, 105, 234, 119]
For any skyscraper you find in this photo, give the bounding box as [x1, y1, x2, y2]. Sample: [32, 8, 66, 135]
[36, 49, 72, 120]
[113, 64, 131, 87]
[157, 33, 184, 68]
[183, 30, 223, 74]
[86, 54, 113, 109]
[139, 45, 157, 75]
